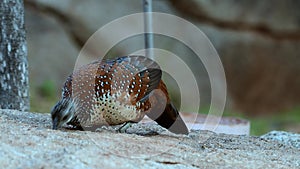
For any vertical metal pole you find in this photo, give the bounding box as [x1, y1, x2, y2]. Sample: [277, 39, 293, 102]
[143, 0, 153, 59]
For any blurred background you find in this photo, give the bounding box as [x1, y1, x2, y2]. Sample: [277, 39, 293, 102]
[24, 0, 300, 135]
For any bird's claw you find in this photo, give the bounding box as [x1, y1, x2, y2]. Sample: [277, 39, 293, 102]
[117, 122, 133, 133]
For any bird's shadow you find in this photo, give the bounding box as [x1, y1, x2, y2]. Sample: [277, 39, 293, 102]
[62, 123, 163, 136]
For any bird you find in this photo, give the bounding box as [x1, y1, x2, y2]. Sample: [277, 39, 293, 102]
[51, 55, 189, 134]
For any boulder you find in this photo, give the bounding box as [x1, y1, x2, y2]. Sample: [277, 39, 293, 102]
[0, 109, 299, 168]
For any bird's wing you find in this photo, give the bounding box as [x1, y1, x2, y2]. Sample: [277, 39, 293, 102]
[117, 56, 162, 103]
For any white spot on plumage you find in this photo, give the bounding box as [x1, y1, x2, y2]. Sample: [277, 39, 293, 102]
[61, 56, 159, 128]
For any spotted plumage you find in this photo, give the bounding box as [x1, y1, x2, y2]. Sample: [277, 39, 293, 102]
[51, 56, 188, 134]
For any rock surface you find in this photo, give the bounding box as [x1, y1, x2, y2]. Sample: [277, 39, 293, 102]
[261, 131, 300, 149]
[0, 109, 299, 169]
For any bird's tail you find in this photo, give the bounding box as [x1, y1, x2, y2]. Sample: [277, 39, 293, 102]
[145, 81, 189, 135]
[155, 102, 189, 134]
[147, 99, 189, 135]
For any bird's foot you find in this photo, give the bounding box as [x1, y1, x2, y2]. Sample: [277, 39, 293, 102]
[64, 125, 84, 131]
[117, 122, 134, 133]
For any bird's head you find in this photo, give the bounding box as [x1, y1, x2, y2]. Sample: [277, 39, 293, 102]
[51, 97, 78, 130]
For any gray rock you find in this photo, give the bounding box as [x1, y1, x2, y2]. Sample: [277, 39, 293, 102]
[0, 109, 299, 168]
[261, 131, 300, 149]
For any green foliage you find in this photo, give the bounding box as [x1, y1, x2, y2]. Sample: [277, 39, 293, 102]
[30, 80, 58, 113]
[38, 80, 56, 99]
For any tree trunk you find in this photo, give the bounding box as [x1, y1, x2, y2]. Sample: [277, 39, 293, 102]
[0, 0, 29, 111]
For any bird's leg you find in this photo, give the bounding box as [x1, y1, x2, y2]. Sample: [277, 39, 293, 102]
[64, 124, 84, 131]
[117, 122, 134, 133]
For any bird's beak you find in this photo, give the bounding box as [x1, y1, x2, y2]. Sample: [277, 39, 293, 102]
[52, 118, 58, 130]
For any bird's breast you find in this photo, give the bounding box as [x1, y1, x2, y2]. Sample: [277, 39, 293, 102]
[89, 90, 146, 126]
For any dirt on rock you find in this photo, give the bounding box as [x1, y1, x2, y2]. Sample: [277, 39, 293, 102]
[0, 109, 299, 169]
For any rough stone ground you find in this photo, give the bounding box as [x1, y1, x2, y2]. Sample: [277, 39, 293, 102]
[0, 109, 299, 169]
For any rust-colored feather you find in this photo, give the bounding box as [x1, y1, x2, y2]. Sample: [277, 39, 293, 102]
[61, 56, 188, 134]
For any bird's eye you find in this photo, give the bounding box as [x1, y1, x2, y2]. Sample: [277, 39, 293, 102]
[62, 116, 68, 121]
